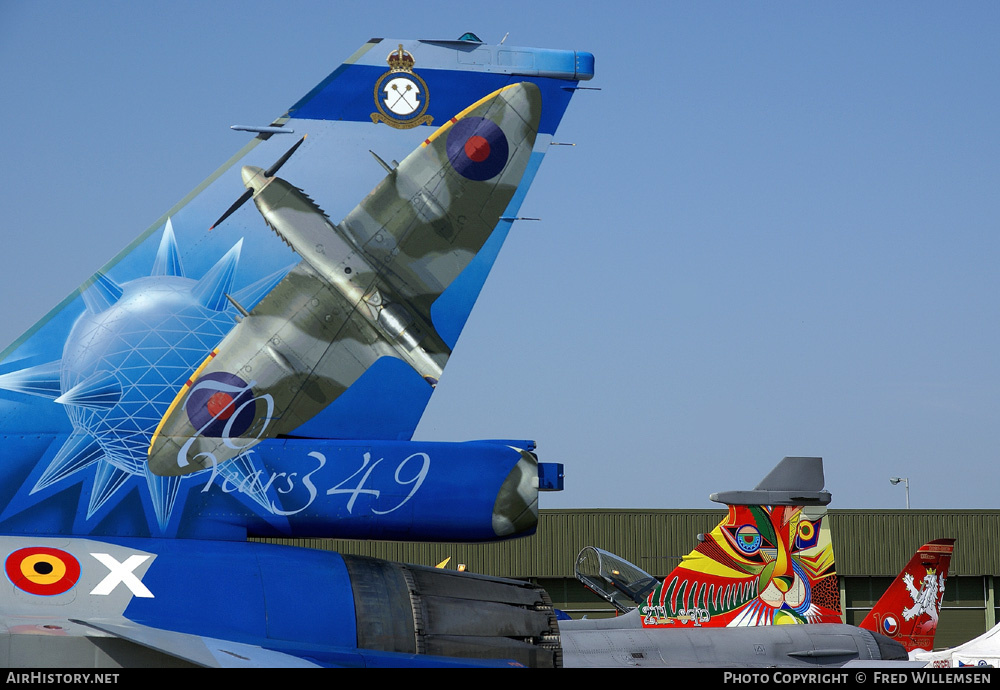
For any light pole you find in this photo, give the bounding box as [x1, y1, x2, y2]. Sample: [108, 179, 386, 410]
[889, 476, 910, 509]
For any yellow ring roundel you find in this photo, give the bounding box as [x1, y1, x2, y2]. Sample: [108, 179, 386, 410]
[20, 553, 68, 584]
[798, 521, 815, 541]
[5, 547, 80, 595]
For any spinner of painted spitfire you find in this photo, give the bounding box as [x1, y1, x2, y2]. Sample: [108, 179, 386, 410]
[148, 83, 541, 477]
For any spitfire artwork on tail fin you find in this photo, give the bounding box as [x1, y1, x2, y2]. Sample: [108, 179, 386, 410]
[0, 35, 593, 668]
[861, 538, 956, 655]
[148, 83, 541, 478]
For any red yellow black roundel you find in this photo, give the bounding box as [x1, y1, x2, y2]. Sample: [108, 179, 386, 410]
[5, 547, 81, 595]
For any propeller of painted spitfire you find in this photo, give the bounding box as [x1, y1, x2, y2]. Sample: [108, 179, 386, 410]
[209, 135, 307, 230]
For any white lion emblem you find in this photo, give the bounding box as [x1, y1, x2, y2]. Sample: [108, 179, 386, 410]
[902, 568, 945, 622]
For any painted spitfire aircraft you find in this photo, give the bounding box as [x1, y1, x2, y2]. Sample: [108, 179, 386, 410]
[559, 457, 930, 667]
[0, 35, 594, 667]
[147, 80, 540, 478]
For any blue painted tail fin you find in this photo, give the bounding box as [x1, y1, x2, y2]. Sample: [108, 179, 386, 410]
[0, 36, 591, 539]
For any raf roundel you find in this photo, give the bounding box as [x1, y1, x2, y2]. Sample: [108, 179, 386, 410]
[5, 547, 81, 596]
[446, 117, 510, 181]
[185, 371, 257, 438]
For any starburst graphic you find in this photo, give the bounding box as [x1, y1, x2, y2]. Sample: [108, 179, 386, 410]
[0, 219, 291, 534]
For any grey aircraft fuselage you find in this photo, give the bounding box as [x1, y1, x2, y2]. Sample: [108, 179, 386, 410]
[559, 608, 908, 667]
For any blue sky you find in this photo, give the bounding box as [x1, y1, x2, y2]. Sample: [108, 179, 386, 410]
[1, 1, 997, 510]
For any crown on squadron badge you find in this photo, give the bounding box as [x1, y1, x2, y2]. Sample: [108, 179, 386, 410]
[371, 45, 433, 129]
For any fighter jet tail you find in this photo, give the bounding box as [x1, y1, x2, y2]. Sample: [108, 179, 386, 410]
[860, 539, 956, 654]
[0, 36, 591, 540]
[640, 457, 843, 628]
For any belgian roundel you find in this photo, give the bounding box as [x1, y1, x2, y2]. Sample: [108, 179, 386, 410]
[446, 116, 509, 181]
[185, 371, 257, 438]
[5, 547, 81, 596]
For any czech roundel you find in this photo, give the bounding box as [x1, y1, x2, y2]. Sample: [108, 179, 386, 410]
[881, 615, 899, 636]
[5, 547, 81, 595]
[446, 117, 509, 181]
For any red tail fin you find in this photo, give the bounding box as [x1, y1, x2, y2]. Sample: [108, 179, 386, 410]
[861, 539, 956, 652]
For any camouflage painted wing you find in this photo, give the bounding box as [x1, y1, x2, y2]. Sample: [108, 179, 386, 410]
[340, 82, 542, 321]
[148, 83, 541, 477]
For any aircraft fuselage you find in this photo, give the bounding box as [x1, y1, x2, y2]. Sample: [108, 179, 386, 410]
[559, 612, 908, 667]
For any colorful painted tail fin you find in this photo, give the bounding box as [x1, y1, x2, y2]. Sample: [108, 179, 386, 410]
[640, 457, 842, 628]
[0, 37, 593, 441]
[0, 36, 592, 539]
[861, 539, 956, 653]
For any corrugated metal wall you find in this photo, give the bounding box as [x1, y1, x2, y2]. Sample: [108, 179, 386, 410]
[255, 508, 1000, 579]
[829, 510, 1000, 576]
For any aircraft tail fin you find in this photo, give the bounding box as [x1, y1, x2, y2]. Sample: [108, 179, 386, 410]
[0, 37, 593, 441]
[710, 455, 832, 507]
[0, 36, 592, 539]
[861, 539, 956, 653]
[640, 457, 842, 628]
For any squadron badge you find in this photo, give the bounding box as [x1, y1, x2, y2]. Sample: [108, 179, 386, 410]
[371, 45, 433, 129]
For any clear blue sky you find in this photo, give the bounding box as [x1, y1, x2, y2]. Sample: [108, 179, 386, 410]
[1, 1, 997, 510]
